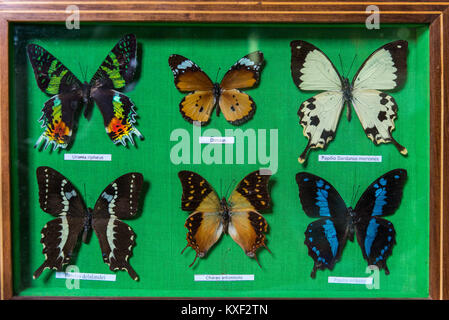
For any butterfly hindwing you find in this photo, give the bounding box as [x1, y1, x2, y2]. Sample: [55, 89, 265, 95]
[352, 89, 407, 155]
[92, 216, 139, 280]
[34, 167, 87, 279]
[219, 89, 255, 126]
[90, 34, 137, 90]
[92, 172, 144, 219]
[91, 88, 143, 146]
[297, 91, 345, 163]
[355, 216, 396, 274]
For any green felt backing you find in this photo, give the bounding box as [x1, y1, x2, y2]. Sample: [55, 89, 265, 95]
[10, 23, 429, 298]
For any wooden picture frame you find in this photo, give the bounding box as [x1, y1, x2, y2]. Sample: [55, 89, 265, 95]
[0, 0, 448, 300]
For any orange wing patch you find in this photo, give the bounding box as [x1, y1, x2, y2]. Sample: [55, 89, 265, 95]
[182, 211, 223, 267]
[180, 91, 215, 124]
[228, 211, 270, 266]
[220, 69, 258, 90]
[219, 89, 255, 125]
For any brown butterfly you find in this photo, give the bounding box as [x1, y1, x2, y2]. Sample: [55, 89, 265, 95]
[168, 51, 264, 125]
[178, 170, 272, 267]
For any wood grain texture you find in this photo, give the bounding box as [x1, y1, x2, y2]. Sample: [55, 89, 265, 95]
[0, 19, 12, 301]
[0, 0, 448, 299]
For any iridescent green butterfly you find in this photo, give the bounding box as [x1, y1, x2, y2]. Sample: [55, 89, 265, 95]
[27, 34, 143, 150]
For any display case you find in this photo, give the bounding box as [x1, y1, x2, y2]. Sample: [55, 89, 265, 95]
[0, 0, 448, 300]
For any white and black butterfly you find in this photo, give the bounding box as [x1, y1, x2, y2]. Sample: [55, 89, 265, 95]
[33, 166, 143, 280]
[290, 40, 408, 163]
[296, 169, 407, 278]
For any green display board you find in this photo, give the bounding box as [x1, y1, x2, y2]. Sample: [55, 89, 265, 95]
[10, 23, 429, 298]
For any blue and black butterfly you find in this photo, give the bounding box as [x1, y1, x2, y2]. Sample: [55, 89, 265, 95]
[295, 169, 407, 278]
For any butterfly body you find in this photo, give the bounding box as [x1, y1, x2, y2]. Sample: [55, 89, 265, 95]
[178, 170, 272, 267]
[34, 167, 144, 281]
[28, 34, 143, 150]
[291, 40, 408, 163]
[296, 169, 406, 278]
[169, 51, 264, 125]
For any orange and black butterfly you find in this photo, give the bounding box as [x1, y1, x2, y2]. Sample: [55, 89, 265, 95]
[168, 51, 264, 125]
[178, 170, 272, 267]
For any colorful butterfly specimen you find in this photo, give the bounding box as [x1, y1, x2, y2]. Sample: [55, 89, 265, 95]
[290, 40, 408, 163]
[178, 170, 272, 267]
[27, 34, 143, 150]
[33, 166, 143, 280]
[168, 51, 264, 125]
[295, 169, 407, 278]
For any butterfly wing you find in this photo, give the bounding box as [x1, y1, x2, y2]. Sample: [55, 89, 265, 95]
[178, 171, 223, 266]
[33, 167, 86, 279]
[304, 218, 348, 278]
[169, 54, 215, 125]
[88, 35, 142, 146]
[90, 88, 143, 146]
[89, 34, 137, 90]
[290, 40, 343, 92]
[352, 40, 408, 91]
[27, 44, 83, 150]
[90, 173, 143, 280]
[227, 170, 271, 265]
[27, 44, 82, 96]
[351, 40, 408, 155]
[297, 92, 345, 163]
[296, 172, 350, 277]
[295, 172, 348, 220]
[354, 169, 407, 274]
[217, 51, 263, 125]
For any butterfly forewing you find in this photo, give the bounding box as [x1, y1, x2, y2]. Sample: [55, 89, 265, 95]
[90, 34, 137, 90]
[34, 167, 87, 279]
[91, 88, 143, 146]
[27, 44, 82, 95]
[169, 54, 214, 92]
[352, 89, 407, 155]
[92, 172, 143, 219]
[228, 170, 272, 211]
[36, 166, 86, 217]
[220, 51, 264, 90]
[295, 172, 348, 220]
[297, 91, 345, 163]
[290, 40, 342, 91]
[354, 169, 407, 218]
[178, 171, 221, 212]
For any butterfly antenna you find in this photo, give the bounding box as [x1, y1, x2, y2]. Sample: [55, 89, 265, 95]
[225, 179, 236, 200]
[215, 67, 221, 83]
[339, 53, 345, 77]
[352, 184, 361, 207]
[347, 54, 357, 78]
